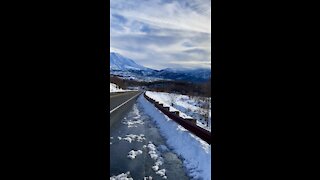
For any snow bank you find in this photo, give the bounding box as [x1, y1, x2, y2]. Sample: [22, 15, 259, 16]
[138, 95, 211, 180]
[146, 91, 211, 132]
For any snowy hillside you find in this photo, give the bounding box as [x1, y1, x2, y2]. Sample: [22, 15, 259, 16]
[110, 83, 127, 92]
[110, 52, 150, 71]
[110, 52, 211, 83]
[146, 91, 211, 132]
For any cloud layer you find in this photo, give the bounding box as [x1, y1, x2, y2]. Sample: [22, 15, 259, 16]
[110, 0, 211, 70]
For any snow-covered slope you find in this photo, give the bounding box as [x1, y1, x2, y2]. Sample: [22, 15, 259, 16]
[110, 52, 211, 82]
[110, 52, 149, 71]
[110, 83, 126, 92]
[146, 91, 211, 132]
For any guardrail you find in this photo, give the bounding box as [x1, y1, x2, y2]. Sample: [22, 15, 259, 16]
[144, 93, 211, 144]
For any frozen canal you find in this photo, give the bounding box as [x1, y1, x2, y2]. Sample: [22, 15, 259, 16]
[110, 95, 190, 179]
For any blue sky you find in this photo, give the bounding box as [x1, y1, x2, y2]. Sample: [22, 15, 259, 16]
[110, 0, 211, 70]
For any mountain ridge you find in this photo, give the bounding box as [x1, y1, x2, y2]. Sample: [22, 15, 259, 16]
[110, 52, 211, 82]
[110, 52, 151, 71]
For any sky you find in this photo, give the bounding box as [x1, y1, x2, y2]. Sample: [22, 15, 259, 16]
[110, 0, 211, 70]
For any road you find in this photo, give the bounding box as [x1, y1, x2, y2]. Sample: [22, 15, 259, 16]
[110, 91, 142, 128]
[110, 91, 141, 112]
[110, 95, 189, 179]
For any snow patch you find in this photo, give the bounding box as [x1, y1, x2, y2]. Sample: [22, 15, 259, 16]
[117, 134, 146, 143]
[127, 150, 143, 159]
[146, 142, 166, 179]
[122, 105, 144, 127]
[110, 83, 126, 92]
[110, 171, 133, 180]
[155, 169, 167, 179]
[110, 137, 114, 145]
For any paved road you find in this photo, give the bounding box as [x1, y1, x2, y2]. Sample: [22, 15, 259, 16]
[110, 95, 189, 179]
[110, 91, 141, 112]
[110, 91, 142, 127]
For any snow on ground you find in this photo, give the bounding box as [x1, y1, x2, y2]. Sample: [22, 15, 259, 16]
[146, 91, 211, 132]
[145, 141, 167, 179]
[138, 95, 211, 180]
[110, 137, 114, 145]
[143, 176, 153, 180]
[127, 149, 143, 159]
[110, 83, 134, 93]
[155, 169, 166, 178]
[110, 83, 125, 92]
[122, 118, 144, 128]
[121, 105, 144, 127]
[117, 134, 146, 143]
[110, 171, 133, 180]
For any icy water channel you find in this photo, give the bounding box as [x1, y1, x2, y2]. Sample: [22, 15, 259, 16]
[110, 95, 190, 180]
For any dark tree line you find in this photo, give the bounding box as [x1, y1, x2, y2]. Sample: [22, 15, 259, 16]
[110, 75, 212, 97]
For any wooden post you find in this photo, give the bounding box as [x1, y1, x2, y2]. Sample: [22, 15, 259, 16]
[185, 118, 197, 125]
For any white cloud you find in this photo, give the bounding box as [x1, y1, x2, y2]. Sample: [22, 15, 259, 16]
[110, 0, 211, 70]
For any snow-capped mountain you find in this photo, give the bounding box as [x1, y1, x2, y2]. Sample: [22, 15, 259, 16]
[110, 52, 211, 82]
[110, 52, 149, 71]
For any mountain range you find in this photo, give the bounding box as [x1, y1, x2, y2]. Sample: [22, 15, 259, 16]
[110, 52, 211, 83]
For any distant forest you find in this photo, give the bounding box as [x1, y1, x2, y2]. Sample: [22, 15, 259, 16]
[110, 75, 211, 97]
